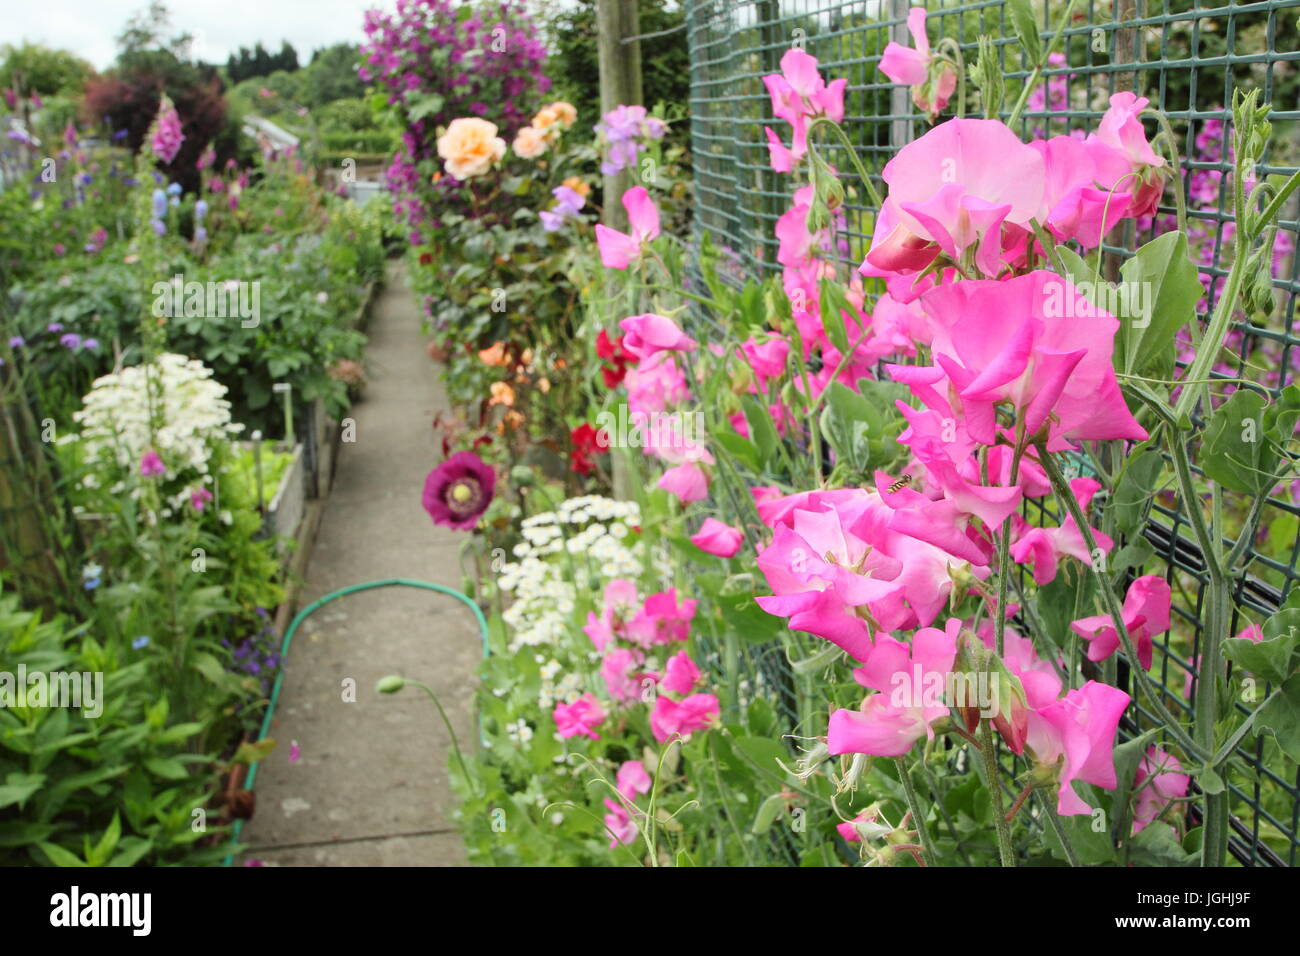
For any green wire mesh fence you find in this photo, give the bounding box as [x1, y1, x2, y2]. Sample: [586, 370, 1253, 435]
[684, 0, 1300, 865]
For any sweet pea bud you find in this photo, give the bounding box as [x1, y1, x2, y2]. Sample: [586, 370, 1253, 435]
[972, 35, 1004, 118]
[375, 675, 406, 694]
[805, 194, 833, 234]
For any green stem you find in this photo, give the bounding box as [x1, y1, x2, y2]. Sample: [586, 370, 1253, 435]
[1037, 790, 1081, 866]
[805, 117, 884, 208]
[978, 721, 1016, 866]
[894, 757, 937, 865]
[1006, 0, 1079, 130]
[994, 443, 1025, 657]
[407, 680, 478, 798]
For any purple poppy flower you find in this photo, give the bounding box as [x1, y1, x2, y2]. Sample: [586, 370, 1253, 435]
[421, 451, 496, 530]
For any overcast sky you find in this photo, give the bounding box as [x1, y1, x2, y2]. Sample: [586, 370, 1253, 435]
[3, 0, 384, 70]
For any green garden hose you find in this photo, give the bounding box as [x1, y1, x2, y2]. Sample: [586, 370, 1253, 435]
[222, 577, 489, 866]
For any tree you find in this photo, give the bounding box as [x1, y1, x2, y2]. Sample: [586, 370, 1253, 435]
[0, 43, 94, 97]
[85, 1, 234, 192]
[301, 43, 365, 108]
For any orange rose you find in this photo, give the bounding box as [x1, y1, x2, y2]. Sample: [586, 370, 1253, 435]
[532, 106, 560, 131]
[437, 118, 506, 180]
[512, 125, 549, 159]
[546, 101, 577, 128]
[562, 176, 591, 198]
[478, 342, 508, 366]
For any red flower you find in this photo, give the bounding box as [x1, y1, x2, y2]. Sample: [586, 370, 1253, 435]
[596, 329, 636, 388]
[419, 252, 434, 265]
[570, 423, 609, 475]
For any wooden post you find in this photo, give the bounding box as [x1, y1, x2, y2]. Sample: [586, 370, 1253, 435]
[597, 0, 643, 501]
[597, 0, 644, 232]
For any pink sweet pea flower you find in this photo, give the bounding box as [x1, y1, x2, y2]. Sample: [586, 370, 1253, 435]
[658, 461, 709, 502]
[690, 517, 743, 558]
[1031, 135, 1134, 249]
[626, 588, 698, 646]
[1009, 478, 1115, 584]
[756, 488, 961, 655]
[1085, 93, 1168, 218]
[894, 270, 1148, 449]
[1132, 746, 1190, 835]
[190, 486, 214, 512]
[740, 336, 791, 383]
[761, 48, 847, 167]
[1026, 680, 1131, 816]
[650, 692, 720, 743]
[594, 186, 660, 269]
[603, 798, 639, 847]
[553, 693, 606, 740]
[584, 579, 640, 650]
[1070, 574, 1172, 671]
[139, 448, 165, 477]
[878, 7, 958, 120]
[601, 647, 646, 704]
[661, 650, 701, 695]
[624, 357, 689, 415]
[618, 313, 696, 369]
[827, 619, 960, 757]
[862, 119, 1045, 282]
[616, 760, 652, 799]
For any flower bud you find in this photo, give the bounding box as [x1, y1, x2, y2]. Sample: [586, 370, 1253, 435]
[375, 675, 406, 694]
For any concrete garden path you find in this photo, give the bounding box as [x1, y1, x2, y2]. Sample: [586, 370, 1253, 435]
[238, 261, 480, 866]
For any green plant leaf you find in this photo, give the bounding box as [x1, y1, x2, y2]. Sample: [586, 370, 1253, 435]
[1254, 674, 1300, 762]
[1201, 389, 1270, 494]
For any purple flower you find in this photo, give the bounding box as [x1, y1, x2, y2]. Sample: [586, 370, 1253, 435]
[81, 338, 98, 350]
[289, 741, 301, 763]
[191, 486, 213, 512]
[59, 333, 81, 349]
[140, 448, 165, 477]
[47, 322, 63, 332]
[150, 218, 166, 236]
[132, 636, 151, 650]
[8, 336, 23, 348]
[421, 451, 496, 530]
[84, 227, 107, 254]
[195, 199, 209, 220]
